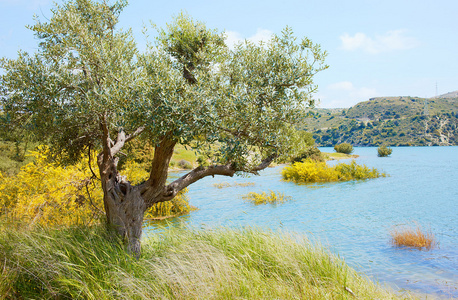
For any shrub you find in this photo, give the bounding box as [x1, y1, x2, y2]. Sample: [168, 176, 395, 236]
[0, 146, 104, 226]
[390, 223, 435, 250]
[334, 143, 354, 154]
[177, 159, 193, 169]
[282, 159, 386, 183]
[213, 182, 255, 189]
[377, 145, 393, 157]
[291, 146, 324, 162]
[243, 190, 292, 205]
[0, 147, 193, 226]
[145, 189, 196, 220]
[282, 160, 339, 183]
[334, 160, 384, 180]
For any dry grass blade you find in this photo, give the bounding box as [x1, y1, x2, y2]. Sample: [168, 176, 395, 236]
[390, 223, 436, 250]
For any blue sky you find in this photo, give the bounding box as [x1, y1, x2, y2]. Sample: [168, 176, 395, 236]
[1, 0, 457, 108]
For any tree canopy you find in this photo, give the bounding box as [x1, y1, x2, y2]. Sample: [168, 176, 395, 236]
[0, 0, 328, 255]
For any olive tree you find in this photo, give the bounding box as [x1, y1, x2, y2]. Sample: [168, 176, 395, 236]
[0, 0, 327, 256]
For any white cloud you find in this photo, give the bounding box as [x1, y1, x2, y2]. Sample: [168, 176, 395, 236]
[224, 31, 243, 49]
[225, 28, 274, 49]
[317, 81, 378, 108]
[340, 30, 419, 54]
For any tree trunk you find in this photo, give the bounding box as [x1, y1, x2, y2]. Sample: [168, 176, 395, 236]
[99, 156, 146, 258]
[104, 180, 145, 256]
[95, 123, 276, 258]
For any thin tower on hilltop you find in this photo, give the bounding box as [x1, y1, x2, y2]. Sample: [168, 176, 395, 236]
[424, 97, 429, 116]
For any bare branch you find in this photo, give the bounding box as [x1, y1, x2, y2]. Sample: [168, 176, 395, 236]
[157, 154, 277, 203]
[110, 129, 127, 156]
[248, 154, 277, 174]
[88, 144, 100, 180]
[159, 164, 236, 203]
[125, 125, 145, 143]
[99, 113, 111, 165]
[110, 125, 145, 157]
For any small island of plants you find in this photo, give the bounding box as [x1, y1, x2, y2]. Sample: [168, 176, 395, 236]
[282, 159, 386, 184]
[378, 145, 393, 157]
[243, 190, 292, 205]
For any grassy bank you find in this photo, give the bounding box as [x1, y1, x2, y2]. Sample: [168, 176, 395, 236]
[0, 223, 412, 299]
[322, 152, 359, 160]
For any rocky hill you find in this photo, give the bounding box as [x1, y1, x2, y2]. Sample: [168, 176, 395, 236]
[304, 93, 458, 146]
[438, 90, 458, 98]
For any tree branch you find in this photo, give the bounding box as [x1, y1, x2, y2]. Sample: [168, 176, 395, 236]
[249, 154, 276, 174]
[139, 135, 177, 203]
[99, 113, 112, 170]
[110, 129, 127, 156]
[110, 126, 146, 157]
[156, 154, 277, 204]
[88, 144, 100, 180]
[125, 125, 145, 143]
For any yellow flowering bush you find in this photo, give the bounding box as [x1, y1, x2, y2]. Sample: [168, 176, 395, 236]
[243, 190, 292, 205]
[334, 160, 384, 180]
[0, 146, 103, 226]
[282, 160, 339, 183]
[282, 159, 386, 184]
[0, 147, 193, 226]
[145, 189, 195, 220]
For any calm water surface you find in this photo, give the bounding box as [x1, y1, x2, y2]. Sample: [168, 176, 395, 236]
[146, 147, 458, 298]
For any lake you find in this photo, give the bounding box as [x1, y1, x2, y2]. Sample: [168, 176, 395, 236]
[147, 147, 458, 298]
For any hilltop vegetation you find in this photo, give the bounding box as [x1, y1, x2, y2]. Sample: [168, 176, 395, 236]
[305, 93, 458, 146]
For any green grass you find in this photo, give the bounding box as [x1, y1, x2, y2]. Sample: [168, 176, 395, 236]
[0, 222, 413, 299]
[169, 144, 199, 169]
[0, 140, 36, 176]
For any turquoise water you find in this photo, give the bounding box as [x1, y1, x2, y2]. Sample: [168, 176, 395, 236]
[147, 147, 458, 298]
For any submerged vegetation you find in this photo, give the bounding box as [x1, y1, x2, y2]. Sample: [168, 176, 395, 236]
[390, 223, 436, 250]
[378, 145, 393, 157]
[213, 182, 256, 189]
[0, 223, 409, 299]
[243, 190, 292, 205]
[282, 160, 386, 184]
[334, 142, 354, 154]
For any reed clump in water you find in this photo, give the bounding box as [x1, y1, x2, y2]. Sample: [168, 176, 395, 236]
[390, 223, 436, 250]
[243, 190, 292, 205]
[213, 182, 255, 189]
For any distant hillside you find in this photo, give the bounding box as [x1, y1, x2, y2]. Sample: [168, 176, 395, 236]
[305, 94, 458, 147]
[437, 90, 458, 98]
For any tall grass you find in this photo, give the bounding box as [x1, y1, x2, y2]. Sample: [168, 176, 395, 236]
[390, 223, 436, 250]
[0, 222, 412, 299]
